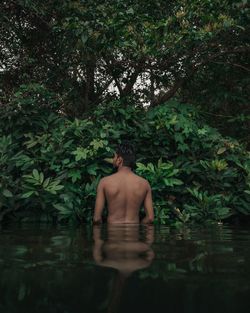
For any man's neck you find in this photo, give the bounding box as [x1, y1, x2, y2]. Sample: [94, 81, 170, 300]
[117, 166, 132, 172]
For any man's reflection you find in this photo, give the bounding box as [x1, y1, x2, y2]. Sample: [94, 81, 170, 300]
[92, 224, 155, 313]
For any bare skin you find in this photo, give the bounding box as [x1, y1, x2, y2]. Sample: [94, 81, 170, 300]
[93, 224, 155, 274]
[93, 153, 154, 224]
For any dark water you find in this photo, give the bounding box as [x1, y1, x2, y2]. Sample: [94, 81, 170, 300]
[0, 224, 250, 313]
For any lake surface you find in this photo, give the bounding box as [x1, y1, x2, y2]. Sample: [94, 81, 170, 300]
[0, 223, 249, 313]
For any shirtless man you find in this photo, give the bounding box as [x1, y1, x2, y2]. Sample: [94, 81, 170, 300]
[93, 142, 154, 224]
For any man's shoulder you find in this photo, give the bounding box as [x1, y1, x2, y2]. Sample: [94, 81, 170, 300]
[133, 173, 148, 183]
[100, 173, 117, 184]
[101, 172, 150, 187]
[142, 177, 151, 189]
[132, 173, 151, 190]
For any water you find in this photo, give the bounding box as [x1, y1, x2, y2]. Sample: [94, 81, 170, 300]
[0, 224, 250, 313]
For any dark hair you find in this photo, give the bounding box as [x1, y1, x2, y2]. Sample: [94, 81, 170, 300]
[116, 142, 136, 168]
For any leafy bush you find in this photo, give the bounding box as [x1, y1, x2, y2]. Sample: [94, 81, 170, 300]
[0, 84, 249, 224]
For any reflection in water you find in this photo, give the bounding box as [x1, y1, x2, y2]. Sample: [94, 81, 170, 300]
[93, 224, 154, 312]
[0, 224, 250, 313]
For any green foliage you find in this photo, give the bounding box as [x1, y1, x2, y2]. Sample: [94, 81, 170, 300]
[1, 0, 249, 147]
[0, 88, 249, 224]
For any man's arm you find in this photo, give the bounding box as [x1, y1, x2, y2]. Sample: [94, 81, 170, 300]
[92, 225, 104, 263]
[141, 182, 154, 224]
[93, 178, 106, 224]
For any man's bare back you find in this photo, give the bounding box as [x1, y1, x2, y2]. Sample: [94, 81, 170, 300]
[105, 170, 146, 223]
[93, 143, 154, 224]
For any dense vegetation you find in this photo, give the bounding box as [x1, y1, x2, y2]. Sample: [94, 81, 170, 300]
[0, 1, 249, 224]
[0, 85, 249, 224]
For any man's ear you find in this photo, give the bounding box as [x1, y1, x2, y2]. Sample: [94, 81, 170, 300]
[117, 156, 123, 165]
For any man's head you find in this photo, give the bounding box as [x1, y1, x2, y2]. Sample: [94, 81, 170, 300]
[113, 142, 135, 169]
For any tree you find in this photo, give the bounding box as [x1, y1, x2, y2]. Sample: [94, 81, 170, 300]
[1, 0, 249, 118]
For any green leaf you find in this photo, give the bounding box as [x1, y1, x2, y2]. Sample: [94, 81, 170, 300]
[217, 147, 226, 155]
[32, 169, 40, 180]
[43, 177, 51, 188]
[39, 172, 44, 183]
[217, 207, 232, 218]
[3, 189, 13, 197]
[26, 141, 38, 148]
[148, 163, 155, 172]
[165, 169, 179, 177]
[235, 25, 245, 31]
[81, 33, 88, 44]
[51, 180, 62, 186]
[87, 166, 97, 175]
[48, 190, 56, 195]
[21, 191, 34, 198]
[198, 128, 208, 135]
[24, 178, 37, 184]
[53, 185, 64, 191]
[53, 203, 69, 214]
[62, 158, 70, 164]
[171, 178, 183, 185]
[136, 162, 146, 170]
[163, 178, 173, 186]
[90, 139, 107, 150]
[72, 147, 88, 161]
[68, 170, 81, 183]
[127, 8, 134, 14]
[104, 157, 113, 164]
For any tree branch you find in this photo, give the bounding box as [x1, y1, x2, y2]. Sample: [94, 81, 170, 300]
[152, 46, 250, 106]
[103, 57, 123, 95]
[211, 61, 250, 72]
[122, 67, 141, 94]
